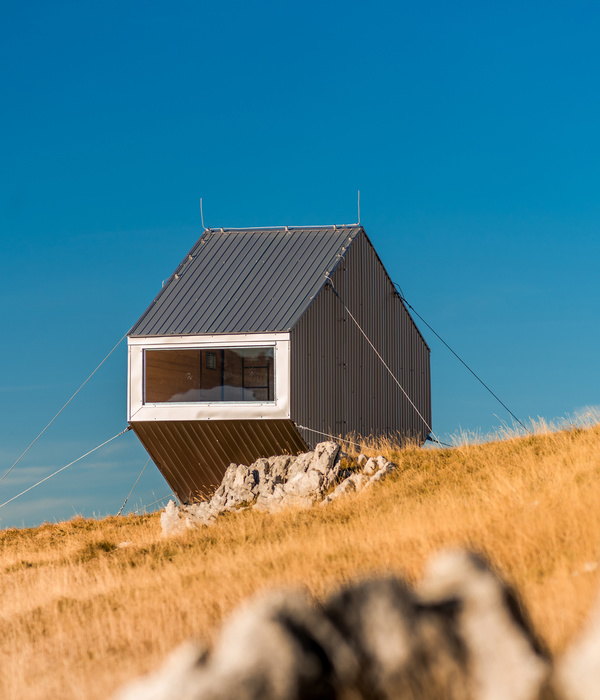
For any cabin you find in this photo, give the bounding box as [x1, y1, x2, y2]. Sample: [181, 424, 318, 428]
[127, 225, 431, 503]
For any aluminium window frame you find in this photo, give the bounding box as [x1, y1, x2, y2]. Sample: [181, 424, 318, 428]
[127, 332, 291, 422]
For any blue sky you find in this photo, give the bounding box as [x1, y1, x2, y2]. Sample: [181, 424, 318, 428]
[1, 1, 599, 528]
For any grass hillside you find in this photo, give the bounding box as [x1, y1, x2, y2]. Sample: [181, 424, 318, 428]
[2, 422, 600, 699]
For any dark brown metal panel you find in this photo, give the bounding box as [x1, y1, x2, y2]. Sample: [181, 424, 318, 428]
[130, 419, 308, 504]
[290, 230, 431, 446]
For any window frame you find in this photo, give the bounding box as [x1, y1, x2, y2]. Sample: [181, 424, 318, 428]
[127, 332, 291, 422]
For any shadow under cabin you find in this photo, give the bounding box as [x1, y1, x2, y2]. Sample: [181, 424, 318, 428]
[127, 225, 431, 504]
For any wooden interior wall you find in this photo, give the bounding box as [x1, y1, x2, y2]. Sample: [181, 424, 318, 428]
[199, 349, 223, 392]
[144, 348, 274, 403]
[145, 349, 201, 403]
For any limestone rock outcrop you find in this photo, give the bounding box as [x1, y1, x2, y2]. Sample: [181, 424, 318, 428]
[160, 442, 396, 535]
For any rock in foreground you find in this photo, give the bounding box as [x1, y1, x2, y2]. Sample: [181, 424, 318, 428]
[116, 549, 600, 700]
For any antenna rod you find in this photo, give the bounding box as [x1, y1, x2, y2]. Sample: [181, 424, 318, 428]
[200, 198, 206, 230]
[358, 190, 361, 224]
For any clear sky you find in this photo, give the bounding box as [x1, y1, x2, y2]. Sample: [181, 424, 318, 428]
[1, 1, 599, 528]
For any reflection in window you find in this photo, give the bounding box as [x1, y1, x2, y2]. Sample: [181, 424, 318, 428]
[205, 352, 216, 370]
[144, 347, 275, 403]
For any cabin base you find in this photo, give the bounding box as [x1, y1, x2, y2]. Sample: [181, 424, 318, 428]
[130, 419, 309, 504]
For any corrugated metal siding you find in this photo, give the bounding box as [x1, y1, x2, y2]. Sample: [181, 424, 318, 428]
[290, 230, 431, 445]
[129, 226, 361, 336]
[130, 419, 308, 503]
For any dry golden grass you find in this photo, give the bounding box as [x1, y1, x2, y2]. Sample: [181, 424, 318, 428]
[2, 421, 600, 699]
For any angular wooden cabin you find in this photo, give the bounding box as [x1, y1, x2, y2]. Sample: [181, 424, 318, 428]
[127, 225, 431, 503]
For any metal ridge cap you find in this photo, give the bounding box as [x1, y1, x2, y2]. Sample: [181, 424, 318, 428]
[204, 223, 362, 232]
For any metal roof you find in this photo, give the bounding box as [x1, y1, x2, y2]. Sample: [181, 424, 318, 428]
[129, 225, 363, 336]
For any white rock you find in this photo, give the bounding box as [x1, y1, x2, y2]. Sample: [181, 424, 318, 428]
[311, 441, 340, 475]
[320, 472, 369, 505]
[418, 550, 551, 700]
[267, 455, 292, 484]
[283, 469, 323, 499]
[112, 640, 207, 700]
[254, 484, 287, 512]
[362, 457, 376, 475]
[555, 590, 600, 700]
[375, 455, 388, 469]
[349, 473, 368, 490]
[286, 451, 314, 480]
[161, 444, 395, 534]
[160, 500, 188, 537]
[185, 501, 218, 526]
[366, 462, 396, 486]
[116, 548, 571, 700]
[320, 476, 357, 505]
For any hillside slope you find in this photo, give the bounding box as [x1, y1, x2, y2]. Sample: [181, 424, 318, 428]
[1, 424, 600, 699]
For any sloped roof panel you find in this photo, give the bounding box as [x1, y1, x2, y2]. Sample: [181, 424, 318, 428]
[129, 226, 362, 336]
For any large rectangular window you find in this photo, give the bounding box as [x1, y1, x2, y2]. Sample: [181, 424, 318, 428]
[144, 347, 275, 403]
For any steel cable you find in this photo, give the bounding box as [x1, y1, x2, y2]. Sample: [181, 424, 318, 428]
[118, 457, 151, 516]
[0, 334, 128, 486]
[394, 284, 531, 435]
[0, 426, 132, 511]
[325, 278, 441, 444]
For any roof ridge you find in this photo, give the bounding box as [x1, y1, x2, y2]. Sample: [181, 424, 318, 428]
[205, 224, 361, 233]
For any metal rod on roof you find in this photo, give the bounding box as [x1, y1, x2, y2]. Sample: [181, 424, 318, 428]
[358, 190, 361, 224]
[200, 198, 207, 230]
